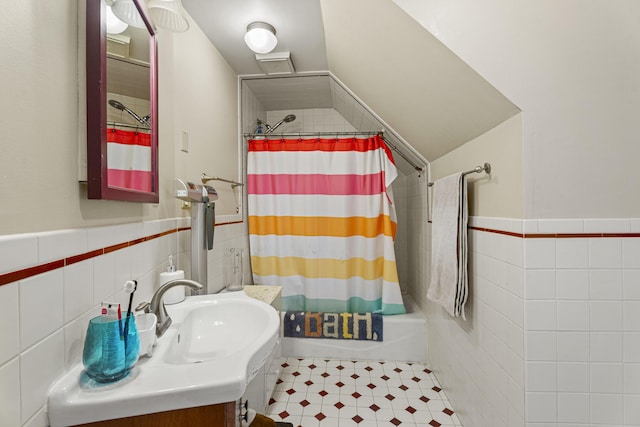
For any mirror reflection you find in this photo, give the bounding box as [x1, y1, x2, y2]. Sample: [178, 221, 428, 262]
[106, 30, 152, 192]
[86, 0, 158, 202]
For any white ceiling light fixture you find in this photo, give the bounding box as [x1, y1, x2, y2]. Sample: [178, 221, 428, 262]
[111, 0, 147, 29]
[106, 5, 129, 34]
[148, 0, 190, 33]
[244, 22, 278, 54]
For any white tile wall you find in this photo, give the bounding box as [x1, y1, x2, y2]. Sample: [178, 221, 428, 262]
[623, 239, 640, 268]
[241, 84, 266, 134]
[266, 108, 356, 134]
[0, 283, 19, 365]
[0, 218, 249, 427]
[589, 238, 623, 268]
[0, 357, 21, 426]
[520, 220, 640, 426]
[3, 205, 639, 427]
[415, 216, 640, 427]
[38, 230, 88, 264]
[420, 216, 525, 426]
[19, 270, 64, 351]
[20, 330, 64, 423]
[0, 234, 38, 274]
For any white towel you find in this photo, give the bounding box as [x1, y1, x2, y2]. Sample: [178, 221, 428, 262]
[427, 173, 468, 319]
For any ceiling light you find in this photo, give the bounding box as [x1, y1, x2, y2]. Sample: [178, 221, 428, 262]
[106, 5, 128, 34]
[111, 0, 147, 29]
[244, 22, 277, 54]
[148, 0, 190, 33]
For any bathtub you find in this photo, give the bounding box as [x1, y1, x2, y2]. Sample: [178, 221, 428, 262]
[280, 294, 426, 363]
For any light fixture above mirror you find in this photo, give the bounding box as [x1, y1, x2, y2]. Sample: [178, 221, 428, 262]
[244, 21, 278, 54]
[111, 0, 148, 29]
[148, 0, 190, 33]
[110, 0, 190, 33]
[106, 4, 128, 34]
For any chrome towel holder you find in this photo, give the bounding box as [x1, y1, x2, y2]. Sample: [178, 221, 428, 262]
[201, 173, 244, 189]
[428, 163, 491, 187]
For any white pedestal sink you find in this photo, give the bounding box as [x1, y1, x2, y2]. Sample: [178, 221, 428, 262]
[47, 291, 280, 427]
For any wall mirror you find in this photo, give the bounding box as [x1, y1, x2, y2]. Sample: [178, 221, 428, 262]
[86, 0, 159, 202]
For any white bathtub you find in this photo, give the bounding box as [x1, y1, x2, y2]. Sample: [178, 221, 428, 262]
[280, 294, 426, 363]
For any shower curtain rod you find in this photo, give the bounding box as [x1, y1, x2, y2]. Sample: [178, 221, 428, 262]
[107, 121, 151, 132]
[244, 131, 424, 172]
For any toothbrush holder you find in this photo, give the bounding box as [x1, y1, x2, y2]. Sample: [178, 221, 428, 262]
[82, 315, 140, 383]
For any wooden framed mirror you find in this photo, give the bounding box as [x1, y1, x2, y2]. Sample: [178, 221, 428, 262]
[86, 0, 159, 202]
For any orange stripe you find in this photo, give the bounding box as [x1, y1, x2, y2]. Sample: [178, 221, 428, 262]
[249, 215, 397, 239]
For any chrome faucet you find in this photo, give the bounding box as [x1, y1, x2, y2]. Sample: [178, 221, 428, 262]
[138, 279, 204, 337]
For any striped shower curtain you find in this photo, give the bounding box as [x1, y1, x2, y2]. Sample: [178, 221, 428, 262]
[106, 128, 152, 192]
[247, 135, 406, 315]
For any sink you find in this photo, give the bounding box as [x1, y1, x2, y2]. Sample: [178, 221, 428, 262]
[47, 290, 280, 427]
[165, 297, 276, 364]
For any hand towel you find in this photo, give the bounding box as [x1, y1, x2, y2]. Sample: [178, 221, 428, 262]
[427, 173, 468, 319]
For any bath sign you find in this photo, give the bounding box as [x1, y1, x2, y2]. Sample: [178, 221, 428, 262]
[284, 312, 383, 341]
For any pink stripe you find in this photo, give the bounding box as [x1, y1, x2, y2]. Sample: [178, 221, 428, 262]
[248, 173, 387, 195]
[108, 169, 153, 192]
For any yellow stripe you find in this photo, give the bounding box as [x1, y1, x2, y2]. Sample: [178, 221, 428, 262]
[249, 215, 397, 239]
[251, 256, 399, 283]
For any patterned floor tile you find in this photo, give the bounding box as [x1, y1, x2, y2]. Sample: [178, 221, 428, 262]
[265, 357, 463, 427]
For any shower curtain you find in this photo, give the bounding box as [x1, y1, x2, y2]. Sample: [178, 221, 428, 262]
[247, 135, 406, 315]
[106, 128, 152, 192]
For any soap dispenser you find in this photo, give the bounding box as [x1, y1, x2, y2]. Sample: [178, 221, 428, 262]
[159, 255, 185, 304]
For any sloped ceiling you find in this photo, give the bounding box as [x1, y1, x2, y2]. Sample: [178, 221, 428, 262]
[182, 0, 519, 161]
[320, 0, 519, 160]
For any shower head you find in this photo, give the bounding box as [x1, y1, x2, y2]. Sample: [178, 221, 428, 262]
[264, 114, 296, 134]
[108, 99, 150, 128]
[108, 100, 126, 111]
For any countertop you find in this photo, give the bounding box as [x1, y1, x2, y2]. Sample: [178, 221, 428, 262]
[242, 285, 282, 310]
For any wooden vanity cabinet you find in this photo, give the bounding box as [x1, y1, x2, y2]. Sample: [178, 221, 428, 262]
[73, 401, 237, 427]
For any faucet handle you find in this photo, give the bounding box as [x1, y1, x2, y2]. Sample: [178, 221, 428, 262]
[135, 301, 151, 313]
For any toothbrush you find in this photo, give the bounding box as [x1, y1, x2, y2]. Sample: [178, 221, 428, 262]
[122, 280, 137, 346]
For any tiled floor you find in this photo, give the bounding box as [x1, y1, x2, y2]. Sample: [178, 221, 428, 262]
[266, 358, 463, 427]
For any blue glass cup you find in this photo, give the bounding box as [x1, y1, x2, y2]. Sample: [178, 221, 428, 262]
[82, 315, 140, 383]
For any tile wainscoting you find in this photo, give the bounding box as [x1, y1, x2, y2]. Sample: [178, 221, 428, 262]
[423, 216, 640, 427]
[2, 215, 639, 427]
[0, 218, 249, 427]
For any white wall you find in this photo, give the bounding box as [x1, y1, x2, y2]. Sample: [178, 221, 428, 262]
[0, 3, 239, 236]
[0, 1, 162, 235]
[394, 0, 640, 219]
[171, 14, 239, 217]
[430, 114, 524, 219]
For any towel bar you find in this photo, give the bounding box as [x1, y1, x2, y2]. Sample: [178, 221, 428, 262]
[201, 173, 244, 189]
[427, 163, 491, 187]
